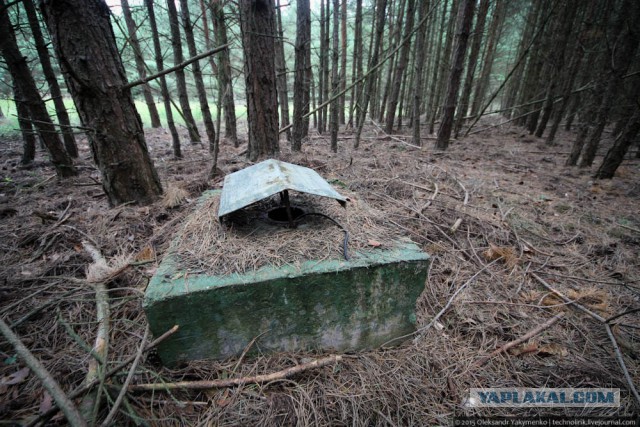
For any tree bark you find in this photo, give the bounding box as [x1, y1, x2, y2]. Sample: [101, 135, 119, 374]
[385, 0, 415, 133]
[354, 0, 388, 148]
[567, 0, 639, 167]
[594, 108, 640, 179]
[41, 0, 162, 204]
[330, 0, 340, 153]
[166, 0, 201, 143]
[411, 0, 429, 146]
[378, 0, 405, 124]
[275, 0, 291, 141]
[239, 0, 279, 161]
[13, 82, 36, 165]
[145, 0, 181, 158]
[470, 0, 504, 117]
[578, 0, 640, 167]
[23, 0, 78, 157]
[348, 0, 363, 128]
[339, 0, 347, 125]
[453, 0, 488, 137]
[0, 3, 76, 178]
[426, 0, 448, 134]
[199, 0, 218, 78]
[180, 0, 216, 148]
[502, 2, 538, 118]
[292, 0, 311, 150]
[534, 2, 578, 138]
[435, 0, 474, 150]
[120, 0, 161, 129]
[545, 24, 585, 145]
[211, 1, 238, 146]
[318, 0, 326, 133]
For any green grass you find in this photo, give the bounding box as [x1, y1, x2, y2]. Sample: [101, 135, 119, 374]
[0, 97, 247, 137]
[0, 99, 19, 137]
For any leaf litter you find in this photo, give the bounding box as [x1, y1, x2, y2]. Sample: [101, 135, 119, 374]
[0, 119, 639, 424]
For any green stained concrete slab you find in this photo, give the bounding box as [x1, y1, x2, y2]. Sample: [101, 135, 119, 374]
[144, 197, 430, 365]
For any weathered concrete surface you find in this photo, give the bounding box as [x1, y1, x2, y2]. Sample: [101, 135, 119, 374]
[144, 198, 430, 365]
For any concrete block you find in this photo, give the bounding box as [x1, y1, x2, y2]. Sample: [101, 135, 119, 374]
[144, 208, 430, 365]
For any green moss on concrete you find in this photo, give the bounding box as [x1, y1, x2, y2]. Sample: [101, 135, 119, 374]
[144, 191, 430, 365]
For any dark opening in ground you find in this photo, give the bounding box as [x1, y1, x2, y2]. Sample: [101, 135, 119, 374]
[267, 206, 305, 224]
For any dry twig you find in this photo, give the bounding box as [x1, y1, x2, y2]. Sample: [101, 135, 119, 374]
[473, 313, 564, 367]
[0, 317, 87, 427]
[100, 325, 150, 427]
[128, 355, 342, 391]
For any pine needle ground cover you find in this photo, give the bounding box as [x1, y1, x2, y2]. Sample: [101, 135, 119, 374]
[0, 120, 638, 424]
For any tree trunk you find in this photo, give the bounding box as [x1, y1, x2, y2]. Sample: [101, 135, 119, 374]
[41, 0, 162, 204]
[545, 34, 584, 145]
[322, 0, 331, 132]
[435, 0, 474, 150]
[385, 0, 415, 133]
[594, 108, 640, 179]
[13, 82, 37, 165]
[426, 0, 448, 134]
[354, 0, 388, 148]
[199, 0, 219, 78]
[502, 2, 539, 119]
[348, 0, 363, 128]
[275, 0, 291, 141]
[453, 0, 488, 137]
[23, 0, 78, 157]
[470, 0, 504, 117]
[180, 0, 216, 148]
[578, 0, 640, 167]
[348, 0, 363, 129]
[145, 0, 181, 158]
[411, 0, 429, 146]
[317, 0, 326, 133]
[378, 0, 404, 124]
[535, 2, 578, 138]
[166, 0, 201, 143]
[330, 0, 340, 153]
[0, 3, 76, 178]
[239, 0, 279, 161]
[211, 1, 238, 146]
[339, 0, 347, 125]
[429, 0, 458, 134]
[292, 0, 311, 150]
[567, 0, 639, 167]
[120, 0, 161, 129]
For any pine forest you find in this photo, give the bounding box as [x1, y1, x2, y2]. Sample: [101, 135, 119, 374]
[0, 0, 639, 424]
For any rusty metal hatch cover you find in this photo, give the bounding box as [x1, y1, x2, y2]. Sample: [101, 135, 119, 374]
[218, 159, 347, 218]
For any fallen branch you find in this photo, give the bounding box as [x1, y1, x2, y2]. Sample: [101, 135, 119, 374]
[381, 257, 502, 347]
[369, 119, 420, 149]
[0, 317, 87, 427]
[617, 222, 640, 234]
[473, 313, 564, 367]
[29, 325, 179, 427]
[531, 273, 605, 322]
[128, 355, 342, 391]
[79, 241, 111, 424]
[531, 273, 640, 408]
[604, 323, 640, 406]
[124, 44, 229, 90]
[100, 326, 149, 427]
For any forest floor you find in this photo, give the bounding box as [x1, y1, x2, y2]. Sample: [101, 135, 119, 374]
[0, 118, 639, 425]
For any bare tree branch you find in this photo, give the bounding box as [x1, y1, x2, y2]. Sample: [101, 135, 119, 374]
[123, 44, 229, 90]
